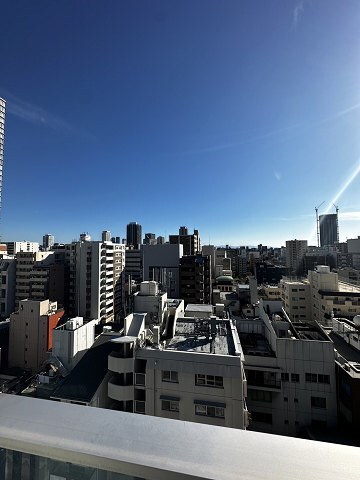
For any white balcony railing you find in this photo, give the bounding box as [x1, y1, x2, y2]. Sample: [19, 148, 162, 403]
[0, 395, 358, 480]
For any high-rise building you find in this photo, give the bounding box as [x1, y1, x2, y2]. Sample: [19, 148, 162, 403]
[285, 239, 307, 276]
[143, 233, 156, 245]
[319, 214, 338, 247]
[180, 254, 211, 305]
[65, 241, 118, 323]
[169, 228, 200, 256]
[102, 230, 111, 242]
[126, 222, 142, 247]
[43, 234, 55, 251]
[0, 98, 5, 217]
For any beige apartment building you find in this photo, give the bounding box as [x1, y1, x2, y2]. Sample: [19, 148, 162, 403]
[280, 266, 360, 324]
[9, 299, 64, 373]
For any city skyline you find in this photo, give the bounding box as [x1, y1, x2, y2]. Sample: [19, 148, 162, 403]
[0, 1, 360, 245]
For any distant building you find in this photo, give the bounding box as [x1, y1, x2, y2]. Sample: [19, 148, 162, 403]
[126, 222, 142, 247]
[255, 262, 288, 284]
[7, 241, 39, 255]
[101, 230, 111, 242]
[143, 233, 156, 245]
[179, 254, 211, 305]
[280, 265, 360, 324]
[0, 98, 5, 215]
[169, 227, 200, 256]
[65, 241, 120, 323]
[285, 240, 307, 276]
[156, 236, 165, 245]
[42, 234, 54, 251]
[319, 214, 338, 247]
[143, 244, 183, 298]
[9, 299, 64, 373]
[15, 251, 64, 309]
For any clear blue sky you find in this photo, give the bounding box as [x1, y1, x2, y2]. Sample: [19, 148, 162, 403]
[1, 0, 360, 246]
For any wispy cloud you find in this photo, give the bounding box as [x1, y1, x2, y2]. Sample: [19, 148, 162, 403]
[274, 171, 282, 181]
[0, 88, 94, 140]
[339, 211, 360, 221]
[293, 1, 304, 28]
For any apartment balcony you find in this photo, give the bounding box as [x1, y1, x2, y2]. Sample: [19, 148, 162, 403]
[108, 379, 133, 402]
[108, 353, 134, 373]
[0, 395, 358, 480]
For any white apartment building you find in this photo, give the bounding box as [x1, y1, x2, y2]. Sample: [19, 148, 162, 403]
[53, 307, 248, 430]
[52, 316, 98, 372]
[7, 241, 39, 255]
[113, 243, 126, 320]
[285, 239, 307, 275]
[15, 251, 55, 308]
[280, 266, 360, 324]
[237, 300, 337, 435]
[106, 312, 248, 429]
[66, 241, 118, 323]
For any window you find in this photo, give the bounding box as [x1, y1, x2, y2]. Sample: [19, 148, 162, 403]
[249, 390, 272, 403]
[318, 374, 330, 384]
[284, 397, 288, 402]
[281, 372, 289, 382]
[294, 398, 298, 403]
[311, 396, 326, 409]
[291, 373, 299, 383]
[195, 374, 223, 388]
[251, 412, 272, 424]
[195, 404, 225, 418]
[162, 370, 178, 383]
[306, 373, 317, 383]
[161, 399, 179, 412]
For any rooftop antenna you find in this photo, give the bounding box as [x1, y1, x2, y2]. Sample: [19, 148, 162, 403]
[333, 204, 339, 243]
[315, 201, 325, 247]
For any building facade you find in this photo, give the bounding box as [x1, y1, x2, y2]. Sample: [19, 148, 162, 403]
[285, 240, 307, 276]
[9, 299, 64, 373]
[319, 214, 338, 247]
[126, 222, 142, 247]
[0, 98, 5, 215]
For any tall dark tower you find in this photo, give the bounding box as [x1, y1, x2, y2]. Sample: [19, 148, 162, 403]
[319, 214, 338, 247]
[126, 222, 142, 247]
[0, 98, 6, 219]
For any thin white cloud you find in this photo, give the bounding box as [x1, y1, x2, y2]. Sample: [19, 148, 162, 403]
[274, 171, 282, 181]
[0, 88, 94, 139]
[293, 1, 304, 28]
[339, 211, 360, 221]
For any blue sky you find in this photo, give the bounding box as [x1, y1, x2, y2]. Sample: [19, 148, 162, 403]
[1, 0, 360, 246]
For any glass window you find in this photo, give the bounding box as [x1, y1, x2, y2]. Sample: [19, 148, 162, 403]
[281, 372, 289, 382]
[161, 400, 179, 412]
[195, 374, 223, 388]
[195, 404, 225, 418]
[311, 396, 326, 409]
[162, 370, 178, 383]
[291, 373, 299, 383]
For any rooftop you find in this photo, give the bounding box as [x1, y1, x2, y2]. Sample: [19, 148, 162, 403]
[52, 332, 122, 403]
[239, 332, 275, 357]
[185, 304, 213, 313]
[291, 322, 330, 342]
[167, 317, 236, 356]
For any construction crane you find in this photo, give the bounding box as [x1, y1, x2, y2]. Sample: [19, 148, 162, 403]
[333, 204, 339, 244]
[315, 201, 325, 247]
